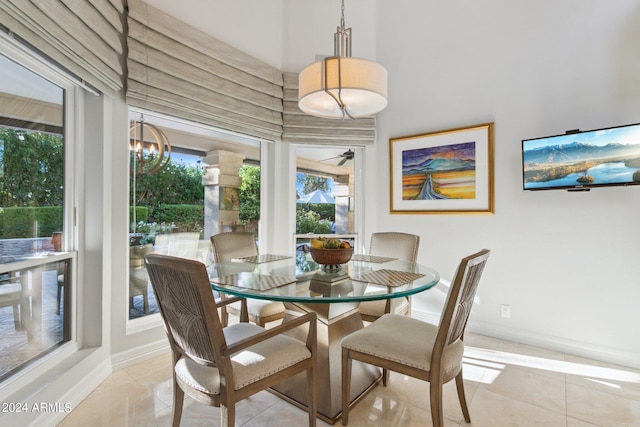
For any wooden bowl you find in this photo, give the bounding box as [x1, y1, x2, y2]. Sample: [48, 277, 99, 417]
[310, 247, 353, 267]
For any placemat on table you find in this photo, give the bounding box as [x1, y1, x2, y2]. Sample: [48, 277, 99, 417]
[235, 254, 291, 264]
[351, 254, 397, 263]
[212, 272, 296, 291]
[351, 269, 425, 287]
[309, 270, 349, 283]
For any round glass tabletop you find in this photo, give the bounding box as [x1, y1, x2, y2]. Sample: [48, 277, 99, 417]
[207, 254, 440, 304]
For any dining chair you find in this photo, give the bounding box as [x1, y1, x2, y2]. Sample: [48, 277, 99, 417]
[154, 232, 200, 259]
[145, 254, 317, 427]
[210, 232, 286, 327]
[341, 249, 490, 427]
[358, 232, 420, 322]
[0, 274, 23, 330]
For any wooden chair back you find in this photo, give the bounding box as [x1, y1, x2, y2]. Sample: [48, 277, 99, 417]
[210, 232, 257, 262]
[145, 254, 226, 370]
[432, 249, 490, 371]
[369, 232, 419, 262]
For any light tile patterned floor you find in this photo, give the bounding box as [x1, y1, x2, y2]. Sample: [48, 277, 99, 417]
[57, 332, 640, 427]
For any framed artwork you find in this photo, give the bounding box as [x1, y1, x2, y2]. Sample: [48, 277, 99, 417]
[390, 123, 494, 214]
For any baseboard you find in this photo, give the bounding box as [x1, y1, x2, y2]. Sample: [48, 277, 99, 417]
[1, 348, 113, 427]
[32, 341, 169, 426]
[411, 307, 440, 325]
[412, 307, 639, 370]
[466, 320, 640, 370]
[37, 355, 112, 427]
[110, 338, 169, 371]
[0, 338, 168, 427]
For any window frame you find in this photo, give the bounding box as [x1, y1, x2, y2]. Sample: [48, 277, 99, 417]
[0, 34, 79, 395]
[293, 144, 365, 251]
[125, 108, 267, 331]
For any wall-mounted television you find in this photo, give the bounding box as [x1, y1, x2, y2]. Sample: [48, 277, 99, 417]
[522, 122, 640, 191]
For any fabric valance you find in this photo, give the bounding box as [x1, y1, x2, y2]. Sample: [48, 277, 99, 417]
[1, 0, 377, 145]
[0, 0, 125, 94]
[282, 72, 376, 146]
[126, 0, 283, 141]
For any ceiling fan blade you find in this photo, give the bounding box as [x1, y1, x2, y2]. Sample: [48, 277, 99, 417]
[319, 155, 341, 162]
[338, 157, 348, 166]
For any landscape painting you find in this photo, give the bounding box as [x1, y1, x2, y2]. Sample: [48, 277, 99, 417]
[522, 123, 640, 190]
[390, 123, 494, 214]
[401, 141, 476, 200]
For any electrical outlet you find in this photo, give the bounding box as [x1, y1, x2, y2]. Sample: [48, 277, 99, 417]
[500, 304, 511, 318]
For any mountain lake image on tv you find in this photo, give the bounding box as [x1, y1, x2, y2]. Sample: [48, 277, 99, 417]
[522, 123, 640, 191]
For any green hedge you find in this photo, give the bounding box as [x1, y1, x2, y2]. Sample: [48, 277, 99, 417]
[295, 210, 332, 234]
[296, 203, 335, 221]
[152, 204, 202, 225]
[0, 205, 204, 239]
[0, 206, 63, 238]
[129, 206, 149, 225]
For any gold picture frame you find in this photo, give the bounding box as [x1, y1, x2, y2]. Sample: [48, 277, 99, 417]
[390, 123, 494, 214]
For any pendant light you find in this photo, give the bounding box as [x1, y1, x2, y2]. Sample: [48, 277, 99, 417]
[298, 0, 388, 119]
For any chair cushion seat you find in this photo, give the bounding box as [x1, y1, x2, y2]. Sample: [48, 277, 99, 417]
[228, 299, 285, 318]
[358, 297, 409, 317]
[175, 322, 311, 394]
[341, 314, 464, 376]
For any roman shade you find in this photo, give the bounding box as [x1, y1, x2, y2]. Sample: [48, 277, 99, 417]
[282, 72, 376, 146]
[1, 0, 376, 146]
[0, 0, 125, 94]
[126, 0, 283, 141]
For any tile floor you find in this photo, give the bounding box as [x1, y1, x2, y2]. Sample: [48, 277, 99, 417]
[58, 332, 640, 427]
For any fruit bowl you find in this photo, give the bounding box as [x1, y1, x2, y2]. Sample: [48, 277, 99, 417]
[310, 247, 353, 270]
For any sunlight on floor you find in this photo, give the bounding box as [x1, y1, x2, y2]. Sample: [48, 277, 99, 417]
[463, 346, 640, 387]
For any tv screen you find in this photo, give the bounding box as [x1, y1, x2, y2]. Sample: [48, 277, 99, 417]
[522, 123, 640, 191]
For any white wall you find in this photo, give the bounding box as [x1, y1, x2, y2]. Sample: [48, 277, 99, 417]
[142, 0, 284, 69]
[282, 0, 378, 72]
[279, 1, 640, 366]
[372, 0, 640, 367]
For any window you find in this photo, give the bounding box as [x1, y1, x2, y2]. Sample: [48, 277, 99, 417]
[127, 111, 262, 320]
[295, 146, 359, 258]
[0, 52, 70, 381]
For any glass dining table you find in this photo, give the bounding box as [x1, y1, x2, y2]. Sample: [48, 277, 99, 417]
[207, 252, 440, 424]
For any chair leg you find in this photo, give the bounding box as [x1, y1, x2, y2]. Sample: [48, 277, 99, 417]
[307, 365, 317, 427]
[341, 348, 352, 426]
[382, 368, 389, 386]
[239, 299, 249, 323]
[171, 381, 184, 427]
[429, 380, 444, 427]
[455, 371, 471, 422]
[220, 305, 229, 327]
[221, 404, 235, 427]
